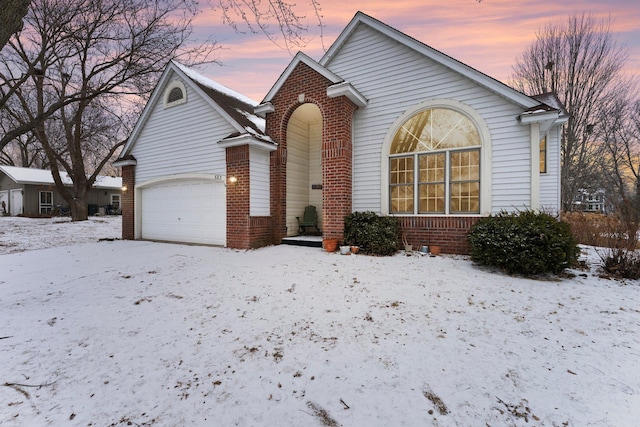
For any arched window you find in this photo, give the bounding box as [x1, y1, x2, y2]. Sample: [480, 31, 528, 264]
[164, 80, 187, 108]
[389, 107, 482, 214]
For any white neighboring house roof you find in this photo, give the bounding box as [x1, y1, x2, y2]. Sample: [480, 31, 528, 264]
[117, 60, 274, 164]
[0, 165, 122, 190]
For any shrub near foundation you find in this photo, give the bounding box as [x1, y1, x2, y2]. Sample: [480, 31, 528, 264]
[468, 210, 580, 275]
[343, 211, 400, 256]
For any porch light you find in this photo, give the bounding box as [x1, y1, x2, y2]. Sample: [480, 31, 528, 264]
[122, 185, 127, 192]
[228, 176, 238, 184]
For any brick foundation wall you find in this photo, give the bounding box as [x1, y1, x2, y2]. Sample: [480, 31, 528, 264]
[397, 216, 480, 255]
[266, 61, 358, 243]
[121, 164, 135, 240]
[249, 216, 273, 248]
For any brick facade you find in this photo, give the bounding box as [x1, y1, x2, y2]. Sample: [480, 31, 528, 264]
[121, 164, 135, 240]
[266, 62, 359, 243]
[226, 145, 250, 248]
[397, 216, 480, 255]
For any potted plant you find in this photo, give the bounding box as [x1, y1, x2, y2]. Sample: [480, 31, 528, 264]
[323, 238, 338, 252]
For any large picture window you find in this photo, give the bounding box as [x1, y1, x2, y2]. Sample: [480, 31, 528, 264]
[389, 108, 481, 214]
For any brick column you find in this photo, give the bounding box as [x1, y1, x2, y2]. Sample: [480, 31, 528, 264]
[121, 164, 135, 240]
[226, 145, 251, 249]
[322, 98, 357, 240]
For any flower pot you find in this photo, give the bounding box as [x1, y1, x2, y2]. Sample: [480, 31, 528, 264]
[430, 245, 441, 256]
[323, 238, 338, 252]
[404, 244, 412, 252]
[350, 245, 360, 254]
[340, 245, 351, 255]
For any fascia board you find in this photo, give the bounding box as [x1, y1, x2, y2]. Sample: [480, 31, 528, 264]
[326, 82, 367, 107]
[519, 110, 560, 124]
[218, 134, 278, 152]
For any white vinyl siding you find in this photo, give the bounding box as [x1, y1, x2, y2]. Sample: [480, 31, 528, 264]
[308, 121, 322, 213]
[130, 73, 231, 184]
[326, 24, 537, 214]
[250, 146, 270, 216]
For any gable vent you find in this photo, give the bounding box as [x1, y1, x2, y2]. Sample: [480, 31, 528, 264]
[168, 87, 184, 103]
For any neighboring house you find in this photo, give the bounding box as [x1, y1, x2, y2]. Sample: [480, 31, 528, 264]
[572, 188, 610, 214]
[116, 12, 567, 254]
[0, 165, 122, 216]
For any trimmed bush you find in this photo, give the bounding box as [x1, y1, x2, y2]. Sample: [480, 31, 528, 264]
[468, 210, 579, 275]
[343, 211, 400, 256]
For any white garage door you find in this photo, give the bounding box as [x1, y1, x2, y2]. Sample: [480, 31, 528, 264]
[141, 179, 226, 245]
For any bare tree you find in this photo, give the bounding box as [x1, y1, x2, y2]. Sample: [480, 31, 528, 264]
[218, 0, 325, 52]
[0, 0, 30, 49]
[0, 0, 217, 220]
[595, 83, 640, 247]
[510, 13, 629, 211]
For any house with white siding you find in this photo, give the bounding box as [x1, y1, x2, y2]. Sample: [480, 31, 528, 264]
[116, 12, 567, 253]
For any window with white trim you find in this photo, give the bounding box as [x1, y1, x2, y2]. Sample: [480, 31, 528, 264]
[164, 80, 187, 108]
[539, 136, 547, 173]
[389, 108, 481, 214]
[39, 191, 53, 214]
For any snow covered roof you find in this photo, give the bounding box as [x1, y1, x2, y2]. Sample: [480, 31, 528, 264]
[171, 61, 272, 144]
[0, 165, 122, 190]
[531, 92, 570, 119]
[117, 61, 274, 161]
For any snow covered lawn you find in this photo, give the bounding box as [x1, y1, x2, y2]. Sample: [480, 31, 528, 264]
[1, 216, 639, 426]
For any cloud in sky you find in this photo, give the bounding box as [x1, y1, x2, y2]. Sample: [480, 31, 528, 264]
[190, 0, 640, 102]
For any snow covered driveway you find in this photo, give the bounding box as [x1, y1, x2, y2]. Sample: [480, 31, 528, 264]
[0, 217, 639, 426]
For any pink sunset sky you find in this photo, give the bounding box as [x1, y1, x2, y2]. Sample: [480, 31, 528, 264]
[190, 0, 640, 102]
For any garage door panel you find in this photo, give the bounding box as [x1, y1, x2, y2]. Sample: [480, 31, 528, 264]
[141, 179, 225, 245]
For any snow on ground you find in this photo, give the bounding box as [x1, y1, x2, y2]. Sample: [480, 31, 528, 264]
[0, 217, 639, 426]
[0, 216, 121, 254]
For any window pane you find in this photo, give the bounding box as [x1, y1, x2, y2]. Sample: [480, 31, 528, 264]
[451, 150, 479, 181]
[390, 157, 413, 184]
[450, 182, 479, 213]
[390, 157, 414, 213]
[419, 183, 445, 213]
[391, 185, 414, 213]
[419, 153, 445, 182]
[390, 108, 480, 154]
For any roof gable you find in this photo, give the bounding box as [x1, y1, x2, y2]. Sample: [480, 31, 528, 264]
[261, 52, 343, 104]
[320, 12, 541, 110]
[119, 61, 272, 159]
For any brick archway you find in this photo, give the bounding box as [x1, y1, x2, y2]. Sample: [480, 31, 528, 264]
[266, 61, 359, 243]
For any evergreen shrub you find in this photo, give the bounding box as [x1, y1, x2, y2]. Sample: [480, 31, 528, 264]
[468, 210, 579, 275]
[343, 211, 400, 256]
